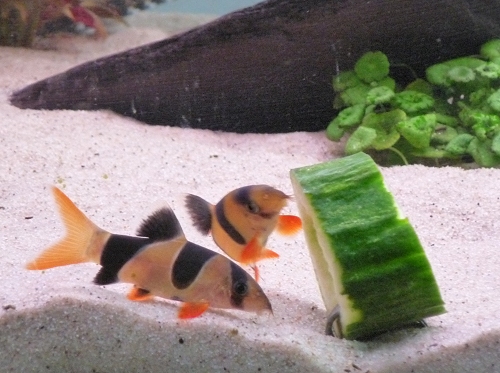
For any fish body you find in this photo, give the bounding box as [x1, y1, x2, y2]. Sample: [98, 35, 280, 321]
[10, 1, 500, 133]
[26, 187, 272, 319]
[185, 185, 302, 280]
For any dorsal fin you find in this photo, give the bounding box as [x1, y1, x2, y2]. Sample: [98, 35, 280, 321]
[136, 206, 184, 241]
[184, 194, 212, 235]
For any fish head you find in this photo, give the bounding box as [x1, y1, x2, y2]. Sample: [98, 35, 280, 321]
[239, 185, 289, 217]
[227, 262, 273, 315]
[227, 185, 290, 239]
[199, 256, 273, 315]
[177, 249, 272, 313]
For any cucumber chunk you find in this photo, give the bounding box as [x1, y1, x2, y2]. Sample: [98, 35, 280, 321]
[290, 153, 445, 340]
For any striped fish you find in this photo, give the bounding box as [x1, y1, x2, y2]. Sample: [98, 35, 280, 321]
[26, 187, 272, 319]
[184, 185, 302, 281]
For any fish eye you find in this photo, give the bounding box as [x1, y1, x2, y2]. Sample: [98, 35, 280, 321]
[233, 280, 249, 296]
[247, 201, 260, 214]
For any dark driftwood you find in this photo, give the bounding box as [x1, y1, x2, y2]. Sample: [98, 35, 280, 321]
[10, 0, 500, 133]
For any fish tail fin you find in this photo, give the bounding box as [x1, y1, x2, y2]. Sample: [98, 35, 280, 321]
[26, 186, 104, 270]
[276, 214, 302, 235]
[184, 193, 212, 235]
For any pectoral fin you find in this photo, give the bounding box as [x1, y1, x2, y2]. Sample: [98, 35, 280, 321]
[127, 286, 154, 302]
[240, 236, 279, 265]
[240, 236, 261, 264]
[178, 301, 210, 319]
[276, 215, 302, 235]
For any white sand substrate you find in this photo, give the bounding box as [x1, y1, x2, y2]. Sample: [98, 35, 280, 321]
[1, 11, 499, 373]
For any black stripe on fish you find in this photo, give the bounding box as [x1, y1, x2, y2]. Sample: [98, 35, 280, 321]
[171, 241, 217, 289]
[229, 261, 249, 309]
[184, 194, 212, 235]
[234, 185, 279, 219]
[137, 206, 183, 241]
[215, 201, 246, 245]
[94, 235, 152, 285]
[233, 186, 253, 210]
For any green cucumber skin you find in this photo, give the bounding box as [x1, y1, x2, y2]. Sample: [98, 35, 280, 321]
[291, 153, 445, 340]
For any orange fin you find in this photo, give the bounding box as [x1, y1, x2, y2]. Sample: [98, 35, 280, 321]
[240, 236, 262, 264]
[178, 301, 210, 319]
[240, 236, 279, 265]
[260, 247, 280, 260]
[26, 187, 102, 270]
[251, 265, 260, 283]
[127, 286, 154, 302]
[276, 215, 302, 235]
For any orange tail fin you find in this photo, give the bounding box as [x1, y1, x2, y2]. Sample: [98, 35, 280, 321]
[178, 301, 210, 319]
[26, 187, 103, 270]
[276, 215, 302, 235]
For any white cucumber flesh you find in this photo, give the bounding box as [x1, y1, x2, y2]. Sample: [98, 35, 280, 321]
[290, 152, 445, 340]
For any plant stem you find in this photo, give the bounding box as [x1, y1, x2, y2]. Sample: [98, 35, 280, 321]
[388, 147, 409, 165]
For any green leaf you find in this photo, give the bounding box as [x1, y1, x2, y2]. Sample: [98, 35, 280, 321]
[405, 79, 434, 96]
[376, 77, 396, 91]
[366, 86, 395, 105]
[345, 127, 377, 155]
[487, 89, 500, 112]
[411, 147, 448, 159]
[491, 132, 500, 156]
[396, 114, 437, 149]
[480, 39, 500, 61]
[426, 63, 451, 86]
[458, 107, 500, 139]
[392, 91, 435, 115]
[333, 71, 362, 92]
[354, 51, 390, 84]
[431, 125, 458, 144]
[326, 120, 345, 141]
[475, 62, 500, 79]
[340, 84, 372, 106]
[469, 88, 495, 107]
[435, 113, 459, 127]
[471, 114, 500, 140]
[332, 104, 366, 129]
[445, 133, 475, 155]
[447, 66, 475, 83]
[467, 137, 500, 167]
[361, 110, 405, 150]
[444, 57, 487, 70]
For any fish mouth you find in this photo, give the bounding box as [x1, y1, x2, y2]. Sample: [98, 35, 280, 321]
[257, 305, 273, 317]
[258, 296, 273, 316]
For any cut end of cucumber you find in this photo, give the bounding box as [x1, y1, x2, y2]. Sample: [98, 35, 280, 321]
[290, 153, 446, 340]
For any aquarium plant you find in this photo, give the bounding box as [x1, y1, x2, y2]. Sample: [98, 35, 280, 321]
[327, 39, 500, 167]
[0, 0, 165, 47]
